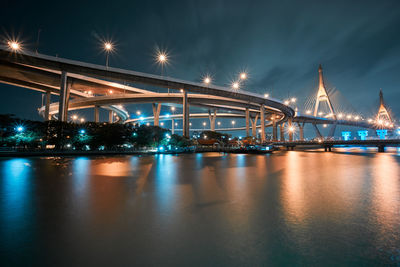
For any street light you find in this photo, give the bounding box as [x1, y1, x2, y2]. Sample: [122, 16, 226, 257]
[291, 97, 296, 103]
[103, 41, 113, 67]
[264, 93, 269, 98]
[136, 111, 141, 116]
[155, 49, 169, 91]
[204, 76, 211, 85]
[158, 53, 167, 63]
[203, 122, 206, 129]
[72, 115, 78, 121]
[240, 72, 247, 80]
[232, 82, 240, 90]
[231, 120, 236, 126]
[16, 126, 24, 133]
[8, 41, 21, 51]
[80, 118, 85, 123]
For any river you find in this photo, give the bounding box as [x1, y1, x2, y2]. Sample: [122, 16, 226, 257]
[1, 149, 400, 266]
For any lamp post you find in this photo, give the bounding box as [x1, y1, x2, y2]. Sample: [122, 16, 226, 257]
[156, 50, 168, 92]
[104, 42, 113, 67]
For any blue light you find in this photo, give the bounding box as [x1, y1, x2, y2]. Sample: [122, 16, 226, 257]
[376, 129, 387, 140]
[165, 114, 170, 118]
[16, 126, 24, 133]
[341, 131, 351, 141]
[79, 129, 86, 134]
[357, 130, 368, 140]
[133, 132, 137, 137]
[158, 146, 165, 152]
[139, 116, 144, 121]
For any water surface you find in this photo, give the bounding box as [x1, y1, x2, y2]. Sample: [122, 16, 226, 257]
[1, 149, 400, 266]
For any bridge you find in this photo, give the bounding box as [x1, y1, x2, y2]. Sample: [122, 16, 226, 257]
[0, 43, 397, 143]
[273, 139, 400, 152]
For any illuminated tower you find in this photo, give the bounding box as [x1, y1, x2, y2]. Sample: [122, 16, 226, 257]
[313, 65, 336, 119]
[376, 89, 392, 123]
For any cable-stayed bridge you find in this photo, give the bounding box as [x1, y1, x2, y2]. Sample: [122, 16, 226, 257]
[0, 45, 397, 143]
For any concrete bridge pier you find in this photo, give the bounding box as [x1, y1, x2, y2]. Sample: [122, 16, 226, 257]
[152, 103, 162, 126]
[260, 105, 265, 142]
[182, 91, 190, 138]
[245, 108, 250, 137]
[250, 114, 259, 137]
[378, 145, 385, 152]
[245, 108, 250, 136]
[108, 110, 113, 123]
[279, 123, 285, 141]
[288, 118, 293, 142]
[58, 71, 70, 122]
[44, 91, 51, 121]
[272, 119, 278, 141]
[208, 110, 217, 131]
[94, 106, 100, 122]
[297, 122, 305, 141]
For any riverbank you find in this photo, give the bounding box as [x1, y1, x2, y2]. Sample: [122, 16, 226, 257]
[0, 147, 272, 157]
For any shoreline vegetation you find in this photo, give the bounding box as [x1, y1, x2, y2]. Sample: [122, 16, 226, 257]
[0, 114, 270, 157]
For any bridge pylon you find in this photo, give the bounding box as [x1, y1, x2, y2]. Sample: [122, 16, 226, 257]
[313, 65, 336, 119]
[313, 65, 337, 138]
[376, 89, 392, 124]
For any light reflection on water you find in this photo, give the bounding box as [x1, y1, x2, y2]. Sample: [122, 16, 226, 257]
[0, 149, 400, 266]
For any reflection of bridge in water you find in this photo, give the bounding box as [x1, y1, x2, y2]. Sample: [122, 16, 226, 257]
[0, 45, 397, 142]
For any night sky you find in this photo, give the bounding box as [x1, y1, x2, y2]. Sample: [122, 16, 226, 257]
[1, 0, 400, 124]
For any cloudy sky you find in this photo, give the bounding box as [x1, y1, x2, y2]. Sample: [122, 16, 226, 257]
[1, 0, 399, 122]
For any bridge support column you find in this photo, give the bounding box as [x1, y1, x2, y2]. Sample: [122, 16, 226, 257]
[152, 103, 162, 126]
[260, 105, 265, 142]
[297, 122, 305, 141]
[58, 71, 69, 122]
[328, 123, 337, 138]
[94, 106, 100, 122]
[378, 145, 385, 153]
[279, 123, 285, 141]
[182, 91, 190, 138]
[245, 108, 250, 137]
[288, 118, 293, 142]
[250, 114, 259, 137]
[208, 110, 216, 131]
[108, 110, 113, 123]
[44, 91, 51, 121]
[171, 119, 175, 135]
[272, 119, 277, 141]
[313, 123, 323, 139]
